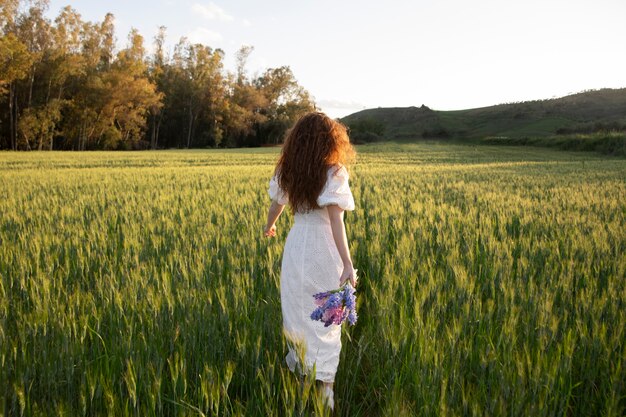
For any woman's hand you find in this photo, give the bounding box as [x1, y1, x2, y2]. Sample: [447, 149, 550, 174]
[263, 224, 277, 237]
[264, 201, 284, 238]
[339, 264, 357, 287]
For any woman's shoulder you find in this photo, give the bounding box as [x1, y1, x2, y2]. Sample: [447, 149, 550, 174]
[318, 164, 354, 210]
[326, 164, 349, 179]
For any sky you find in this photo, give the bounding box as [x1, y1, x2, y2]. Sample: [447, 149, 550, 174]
[46, 0, 626, 118]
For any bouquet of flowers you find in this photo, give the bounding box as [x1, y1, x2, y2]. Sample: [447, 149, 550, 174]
[310, 281, 358, 327]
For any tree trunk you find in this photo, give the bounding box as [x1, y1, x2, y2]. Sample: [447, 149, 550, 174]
[15, 90, 20, 150]
[38, 107, 45, 151]
[9, 83, 15, 150]
[57, 82, 64, 101]
[186, 104, 193, 148]
[150, 118, 155, 149]
[46, 77, 52, 105]
[28, 69, 35, 108]
[155, 115, 162, 149]
[150, 114, 158, 149]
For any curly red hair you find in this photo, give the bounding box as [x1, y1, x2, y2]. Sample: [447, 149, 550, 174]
[275, 112, 355, 213]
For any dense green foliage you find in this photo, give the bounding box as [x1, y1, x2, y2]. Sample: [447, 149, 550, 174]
[0, 1, 314, 150]
[342, 88, 626, 140]
[1, 144, 625, 416]
[480, 132, 626, 157]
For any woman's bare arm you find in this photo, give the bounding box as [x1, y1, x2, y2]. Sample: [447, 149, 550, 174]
[264, 200, 285, 237]
[327, 205, 356, 286]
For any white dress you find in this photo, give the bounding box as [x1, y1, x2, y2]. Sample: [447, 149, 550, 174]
[269, 165, 355, 383]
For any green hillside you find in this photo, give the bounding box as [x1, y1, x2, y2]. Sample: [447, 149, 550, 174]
[342, 88, 626, 140]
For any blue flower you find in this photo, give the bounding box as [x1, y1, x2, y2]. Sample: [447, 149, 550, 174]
[310, 282, 358, 326]
[310, 307, 324, 321]
[347, 309, 358, 325]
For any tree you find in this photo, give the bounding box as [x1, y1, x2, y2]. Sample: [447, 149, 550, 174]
[0, 0, 20, 33]
[99, 13, 114, 70]
[98, 29, 162, 149]
[17, 97, 62, 149]
[220, 45, 267, 147]
[15, 0, 51, 108]
[235, 44, 253, 86]
[49, 6, 85, 99]
[59, 28, 161, 150]
[147, 25, 166, 149]
[0, 32, 32, 149]
[254, 66, 315, 144]
[0, 1, 316, 150]
[222, 76, 267, 147]
[164, 37, 225, 148]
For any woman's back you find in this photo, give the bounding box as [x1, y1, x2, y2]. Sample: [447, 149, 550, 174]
[273, 164, 355, 384]
[270, 165, 355, 223]
[263, 111, 357, 410]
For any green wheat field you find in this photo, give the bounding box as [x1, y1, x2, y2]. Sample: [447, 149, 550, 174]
[1, 143, 625, 416]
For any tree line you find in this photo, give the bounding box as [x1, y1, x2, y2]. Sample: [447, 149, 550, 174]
[0, 0, 316, 150]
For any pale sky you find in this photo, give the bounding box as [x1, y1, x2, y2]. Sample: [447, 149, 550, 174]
[46, 0, 626, 118]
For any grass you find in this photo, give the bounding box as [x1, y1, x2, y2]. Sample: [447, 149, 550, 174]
[1, 144, 625, 416]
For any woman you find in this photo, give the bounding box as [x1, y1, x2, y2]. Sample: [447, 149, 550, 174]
[263, 112, 357, 410]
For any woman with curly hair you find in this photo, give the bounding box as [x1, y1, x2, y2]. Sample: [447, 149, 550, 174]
[264, 111, 357, 410]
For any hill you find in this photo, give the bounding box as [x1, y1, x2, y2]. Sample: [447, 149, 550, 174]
[341, 88, 626, 141]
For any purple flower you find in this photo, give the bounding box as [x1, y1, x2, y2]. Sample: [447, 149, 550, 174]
[343, 285, 356, 310]
[347, 309, 358, 325]
[310, 307, 324, 321]
[314, 290, 333, 301]
[310, 283, 358, 326]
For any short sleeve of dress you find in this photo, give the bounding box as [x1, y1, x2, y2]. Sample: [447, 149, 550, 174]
[268, 175, 288, 205]
[317, 166, 355, 211]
